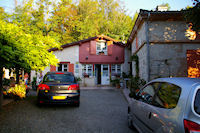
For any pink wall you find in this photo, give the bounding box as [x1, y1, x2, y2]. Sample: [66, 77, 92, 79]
[79, 41, 124, 64]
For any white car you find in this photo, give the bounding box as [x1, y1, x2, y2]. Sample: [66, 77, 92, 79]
[128, 77, 200, 133]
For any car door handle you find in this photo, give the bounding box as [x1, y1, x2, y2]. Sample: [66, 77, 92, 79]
[148, 112, 152, 119]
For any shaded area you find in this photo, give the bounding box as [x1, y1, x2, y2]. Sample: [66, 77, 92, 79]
[187, 50, 200, 78]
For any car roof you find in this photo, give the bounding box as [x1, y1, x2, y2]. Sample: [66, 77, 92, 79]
[46, 71, 73, 75]
[151, 77, 200, 89]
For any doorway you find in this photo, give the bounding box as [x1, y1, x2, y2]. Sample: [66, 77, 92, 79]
[95, 64, 110, 85]
[95, 64, 101, 84]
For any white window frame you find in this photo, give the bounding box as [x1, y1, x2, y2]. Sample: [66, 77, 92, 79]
[57, 63, 68, 72]
[96, 40, 107, 55]
[82, 64, 93, 77]
[111, 64, 121, 76]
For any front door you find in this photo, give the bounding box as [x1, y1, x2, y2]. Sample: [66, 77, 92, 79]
[101, 64, 110, 85]
[95, 64, 101, 84]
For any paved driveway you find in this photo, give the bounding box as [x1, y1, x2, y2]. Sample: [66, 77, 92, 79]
[0, 89, 136, 133]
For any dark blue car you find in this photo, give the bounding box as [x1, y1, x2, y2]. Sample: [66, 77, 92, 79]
[37, 71, 80, 107]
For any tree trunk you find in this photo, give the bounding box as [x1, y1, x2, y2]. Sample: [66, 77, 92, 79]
[16, 67, 19, 84]
[0, 66, 3, 110]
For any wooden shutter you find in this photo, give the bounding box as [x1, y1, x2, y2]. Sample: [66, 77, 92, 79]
[107, 41, 113, 55]
[50, 65, 56, 72]
[90, 41, 96, 55]
[68, 64, 74, 74]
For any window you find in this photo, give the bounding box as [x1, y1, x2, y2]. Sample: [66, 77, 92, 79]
[103, 65, 108, 76]
[138, 83, 159, 104]
[43, 73, 75, 83]
[194, 89, 200, 115]
[153, 82, 181, 109]
[57, 64, 68, 72]
[82, 64, 93, 77]
[96, 40, 107, 55]
[111, 64, 121, 76]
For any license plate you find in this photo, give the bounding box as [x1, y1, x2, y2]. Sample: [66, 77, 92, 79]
[52, 96, 66, 100]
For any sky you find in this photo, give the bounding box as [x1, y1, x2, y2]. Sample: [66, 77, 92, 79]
[123, 0, 193, 16]
[0, 0, 194, 16]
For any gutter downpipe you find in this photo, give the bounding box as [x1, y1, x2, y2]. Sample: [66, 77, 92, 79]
[145, 12, 150, 82]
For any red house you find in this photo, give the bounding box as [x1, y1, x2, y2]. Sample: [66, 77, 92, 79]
[31, 35, 126, 86]
[79, 35, 125, 85]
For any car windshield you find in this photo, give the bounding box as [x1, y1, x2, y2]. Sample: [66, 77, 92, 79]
[43, 74, 75, 83]
[194, 89, 200, 115]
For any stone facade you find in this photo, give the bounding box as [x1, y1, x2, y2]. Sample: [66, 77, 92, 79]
[149, 43, 200, 80]
[149, 21, 188, 42]
[122, 47, 131, 75]
[128, 10, 200, 82]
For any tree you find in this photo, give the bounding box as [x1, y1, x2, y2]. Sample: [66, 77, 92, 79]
[0, 19, 60, 109]
[8, 0, 133, 43]
[183, 0, 200, 40]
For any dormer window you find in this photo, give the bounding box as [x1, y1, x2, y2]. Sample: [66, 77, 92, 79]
[96, 40, 107, 55]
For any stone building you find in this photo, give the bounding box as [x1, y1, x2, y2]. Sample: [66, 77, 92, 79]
[127, 9, 200, 81]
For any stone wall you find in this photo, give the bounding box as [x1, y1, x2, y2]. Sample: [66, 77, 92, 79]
[122, 47, 131, 74]
[136, 45, 148, 81]
[131, 22, 147, 53]
[149, 43, 200, 80]
[149, 21, 188, 42]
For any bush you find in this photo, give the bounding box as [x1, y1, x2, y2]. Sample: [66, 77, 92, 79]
[75, 77, 82, 82]
[110, 78, 120, 87]
[129, 76, 146, 95]
[7, 83, 26, 99]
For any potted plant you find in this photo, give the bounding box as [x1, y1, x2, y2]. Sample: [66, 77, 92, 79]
[99, 51, 105, 55]
[75, 77, 82, 84]
[110, 78, 120, 88]
[83, 72, 89, 78]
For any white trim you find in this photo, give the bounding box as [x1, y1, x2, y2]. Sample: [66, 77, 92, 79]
[96, 40, 107, 55]
[111, 64, 122, 76]
[56, 63, 68, 72]
[82, 64, 93, 77]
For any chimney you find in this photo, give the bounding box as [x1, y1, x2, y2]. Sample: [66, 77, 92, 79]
[156, 5, 168, 11]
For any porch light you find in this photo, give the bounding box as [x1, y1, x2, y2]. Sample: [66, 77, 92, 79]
[116, 56, 119, 60]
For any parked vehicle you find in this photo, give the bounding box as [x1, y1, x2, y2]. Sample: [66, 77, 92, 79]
[37, 71, 80, 106]
[128, 77, 200, 133]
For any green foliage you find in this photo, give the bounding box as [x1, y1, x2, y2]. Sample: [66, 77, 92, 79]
[110, 78, 120, 87]
[183, 0, 200, 33]
[129, 76, 146, 95]
[0, 19, 59, 71]
[75, 77, 82, 82]
[6, 0, 133, 43]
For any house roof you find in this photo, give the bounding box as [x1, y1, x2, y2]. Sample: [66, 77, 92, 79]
[126, 9, 184, 46]
[49, 35, 125, 52]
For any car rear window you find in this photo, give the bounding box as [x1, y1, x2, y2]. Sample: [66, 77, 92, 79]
[194, 89, 200, 115]
[43, 74, 75, 83]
